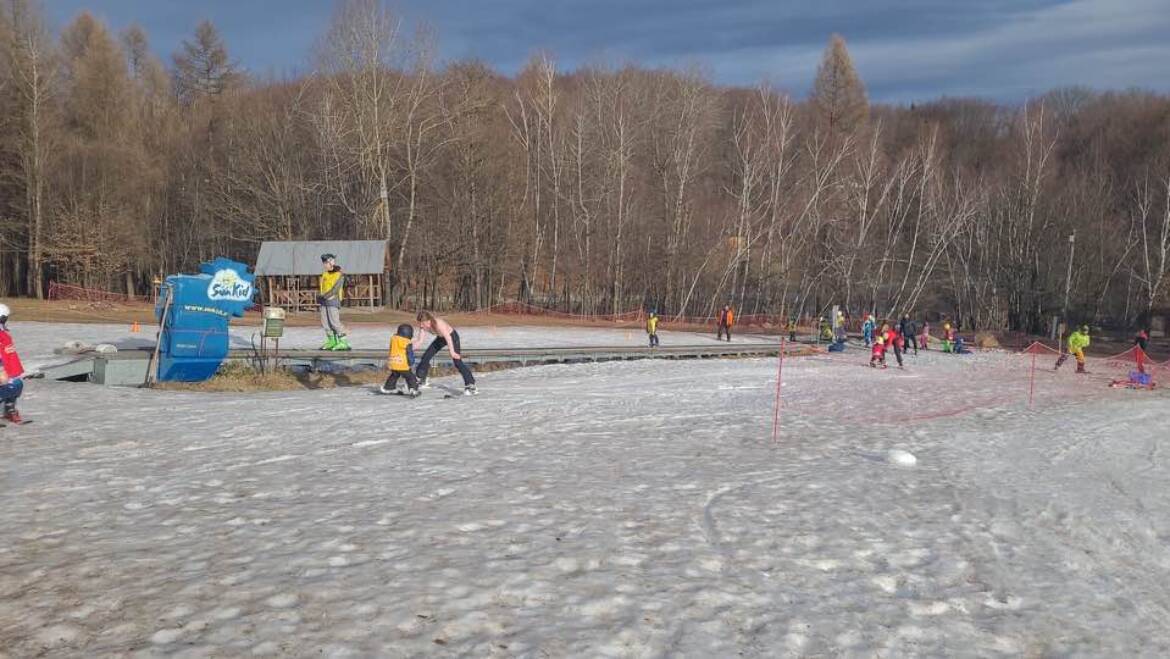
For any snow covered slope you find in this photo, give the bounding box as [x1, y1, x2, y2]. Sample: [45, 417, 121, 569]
[2, 334, 1170, 655]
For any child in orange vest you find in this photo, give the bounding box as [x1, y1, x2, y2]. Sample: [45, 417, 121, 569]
[380, 323, 420, 396]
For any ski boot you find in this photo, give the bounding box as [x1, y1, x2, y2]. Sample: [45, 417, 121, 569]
[331, 335, 352, 351]
[379, 383, 399, 395]
[408, 388, 421, 398]
[4, 401, 25, 425]
[417, 380, 431, 390]
[320, 333, 338, 351]
[1076, 363, 1087, 374]
[464, 384, 478, 396]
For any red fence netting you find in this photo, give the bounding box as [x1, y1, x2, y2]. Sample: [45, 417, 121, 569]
[47, 282, 148, 304]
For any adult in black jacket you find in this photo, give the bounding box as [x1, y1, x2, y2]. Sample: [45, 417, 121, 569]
[900, 315, 919, 355]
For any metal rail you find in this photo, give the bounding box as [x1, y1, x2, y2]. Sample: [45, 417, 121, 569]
[41, 341, 804, 386]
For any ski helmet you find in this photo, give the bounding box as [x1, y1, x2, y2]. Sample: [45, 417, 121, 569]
[396, 323, 413, 339]
[0, 303, 8, 324]
[320, 253, 336, 262]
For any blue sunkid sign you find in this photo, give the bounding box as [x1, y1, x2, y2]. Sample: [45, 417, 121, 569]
[155, 258, 256, 382]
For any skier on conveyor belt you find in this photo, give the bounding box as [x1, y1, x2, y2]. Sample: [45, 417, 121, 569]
[646, 310, 660, 348]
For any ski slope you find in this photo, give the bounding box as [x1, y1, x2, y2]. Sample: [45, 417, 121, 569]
[3, 324, 1170, 656]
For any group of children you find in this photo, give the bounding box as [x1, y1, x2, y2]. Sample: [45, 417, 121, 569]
[380, 311, 478, 397]
[864, 314, 962, 369]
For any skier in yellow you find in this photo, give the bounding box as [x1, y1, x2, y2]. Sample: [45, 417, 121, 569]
[646, 310, 660, 348]
[1055, 324, 1090, 374]
[318, 253, 351, 351]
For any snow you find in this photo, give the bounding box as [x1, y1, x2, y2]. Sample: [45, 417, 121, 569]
[3, 323, 1170, 655]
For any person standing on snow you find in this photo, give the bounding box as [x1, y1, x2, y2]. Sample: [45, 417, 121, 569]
[942, 321, 956, 353]
[900, 315, 919, 355]
[1135, 328, 1150, 374]
[834, 311, 847, 344]
[862, 314, 876, 347]
[318, 253, 350, 351]
[1055, 325, 1091, 374]
[919, 321, 931, 351]
[0, 304, 27, 424]
[717, 305, 734, 342]
[646, 310, 660, 348]
[886, 321, 905, 369]
[414, 311, 477, 395]
[786, 318, 797, 343]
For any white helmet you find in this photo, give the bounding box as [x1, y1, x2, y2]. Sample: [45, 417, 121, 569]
[0, 303, 9, 320]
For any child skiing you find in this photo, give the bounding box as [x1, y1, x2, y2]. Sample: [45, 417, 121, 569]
[1054, 325, 1091, 374]
[886, 321, 905, 369]
[862, 314, 876, 347]
[0, 304, 27, 424]
[717, 305, 734, 342]
[380, 323, 420, 396]
[919, 321, 931, 351]
[786, 318, 797, 343]
[646, 310, 660, 348]
[942, 321, 956, 353]
[870, 330, 887, 368]
[318, 253, 351, 351]
[414, 311, 477, 395]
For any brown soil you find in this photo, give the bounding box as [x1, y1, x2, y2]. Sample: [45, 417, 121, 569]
[5, 298, 774, 333]
[155, 361, 524, 393]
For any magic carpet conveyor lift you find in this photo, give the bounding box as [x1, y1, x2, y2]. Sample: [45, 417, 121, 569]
[38, 342, 800, 387]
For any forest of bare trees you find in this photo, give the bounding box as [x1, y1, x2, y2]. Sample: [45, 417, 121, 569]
[2, 0, 1170, 331]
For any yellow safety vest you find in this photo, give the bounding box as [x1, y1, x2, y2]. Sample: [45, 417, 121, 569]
[646, 316, 659, 333]
[319, 269, 345, 302]
[388, 335, 412, 371]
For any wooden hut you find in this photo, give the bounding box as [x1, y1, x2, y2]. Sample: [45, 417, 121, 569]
[255, 240, 388, 312]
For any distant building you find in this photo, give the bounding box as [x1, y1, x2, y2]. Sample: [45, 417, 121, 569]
[255, 240, 388, 312]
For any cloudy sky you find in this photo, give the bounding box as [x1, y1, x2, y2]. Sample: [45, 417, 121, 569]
[47, 0, 1170, 102]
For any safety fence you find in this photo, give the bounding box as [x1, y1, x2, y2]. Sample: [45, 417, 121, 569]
[474, 300, 793, 328]
[767, 338, 1166, 438]
[46, 282, 148, 304]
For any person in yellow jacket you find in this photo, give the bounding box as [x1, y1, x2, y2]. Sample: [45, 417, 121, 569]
[646, 310, 660, 348]
[1055, 324, 1091, 373]
[318, 253, 350, 351]
[380, 323, 420, 396]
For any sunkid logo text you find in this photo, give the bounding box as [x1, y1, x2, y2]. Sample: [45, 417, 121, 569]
[207, 268, 253, 302]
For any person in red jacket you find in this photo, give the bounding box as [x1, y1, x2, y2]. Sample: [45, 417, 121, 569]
[0, 304, 27, 424]
[870, 331, 887, 368]
[885, 321, 904, 369]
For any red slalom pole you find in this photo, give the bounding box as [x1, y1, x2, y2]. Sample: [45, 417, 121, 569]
[1028, 350, 1036, 408]
[772, 335, 785, 442]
